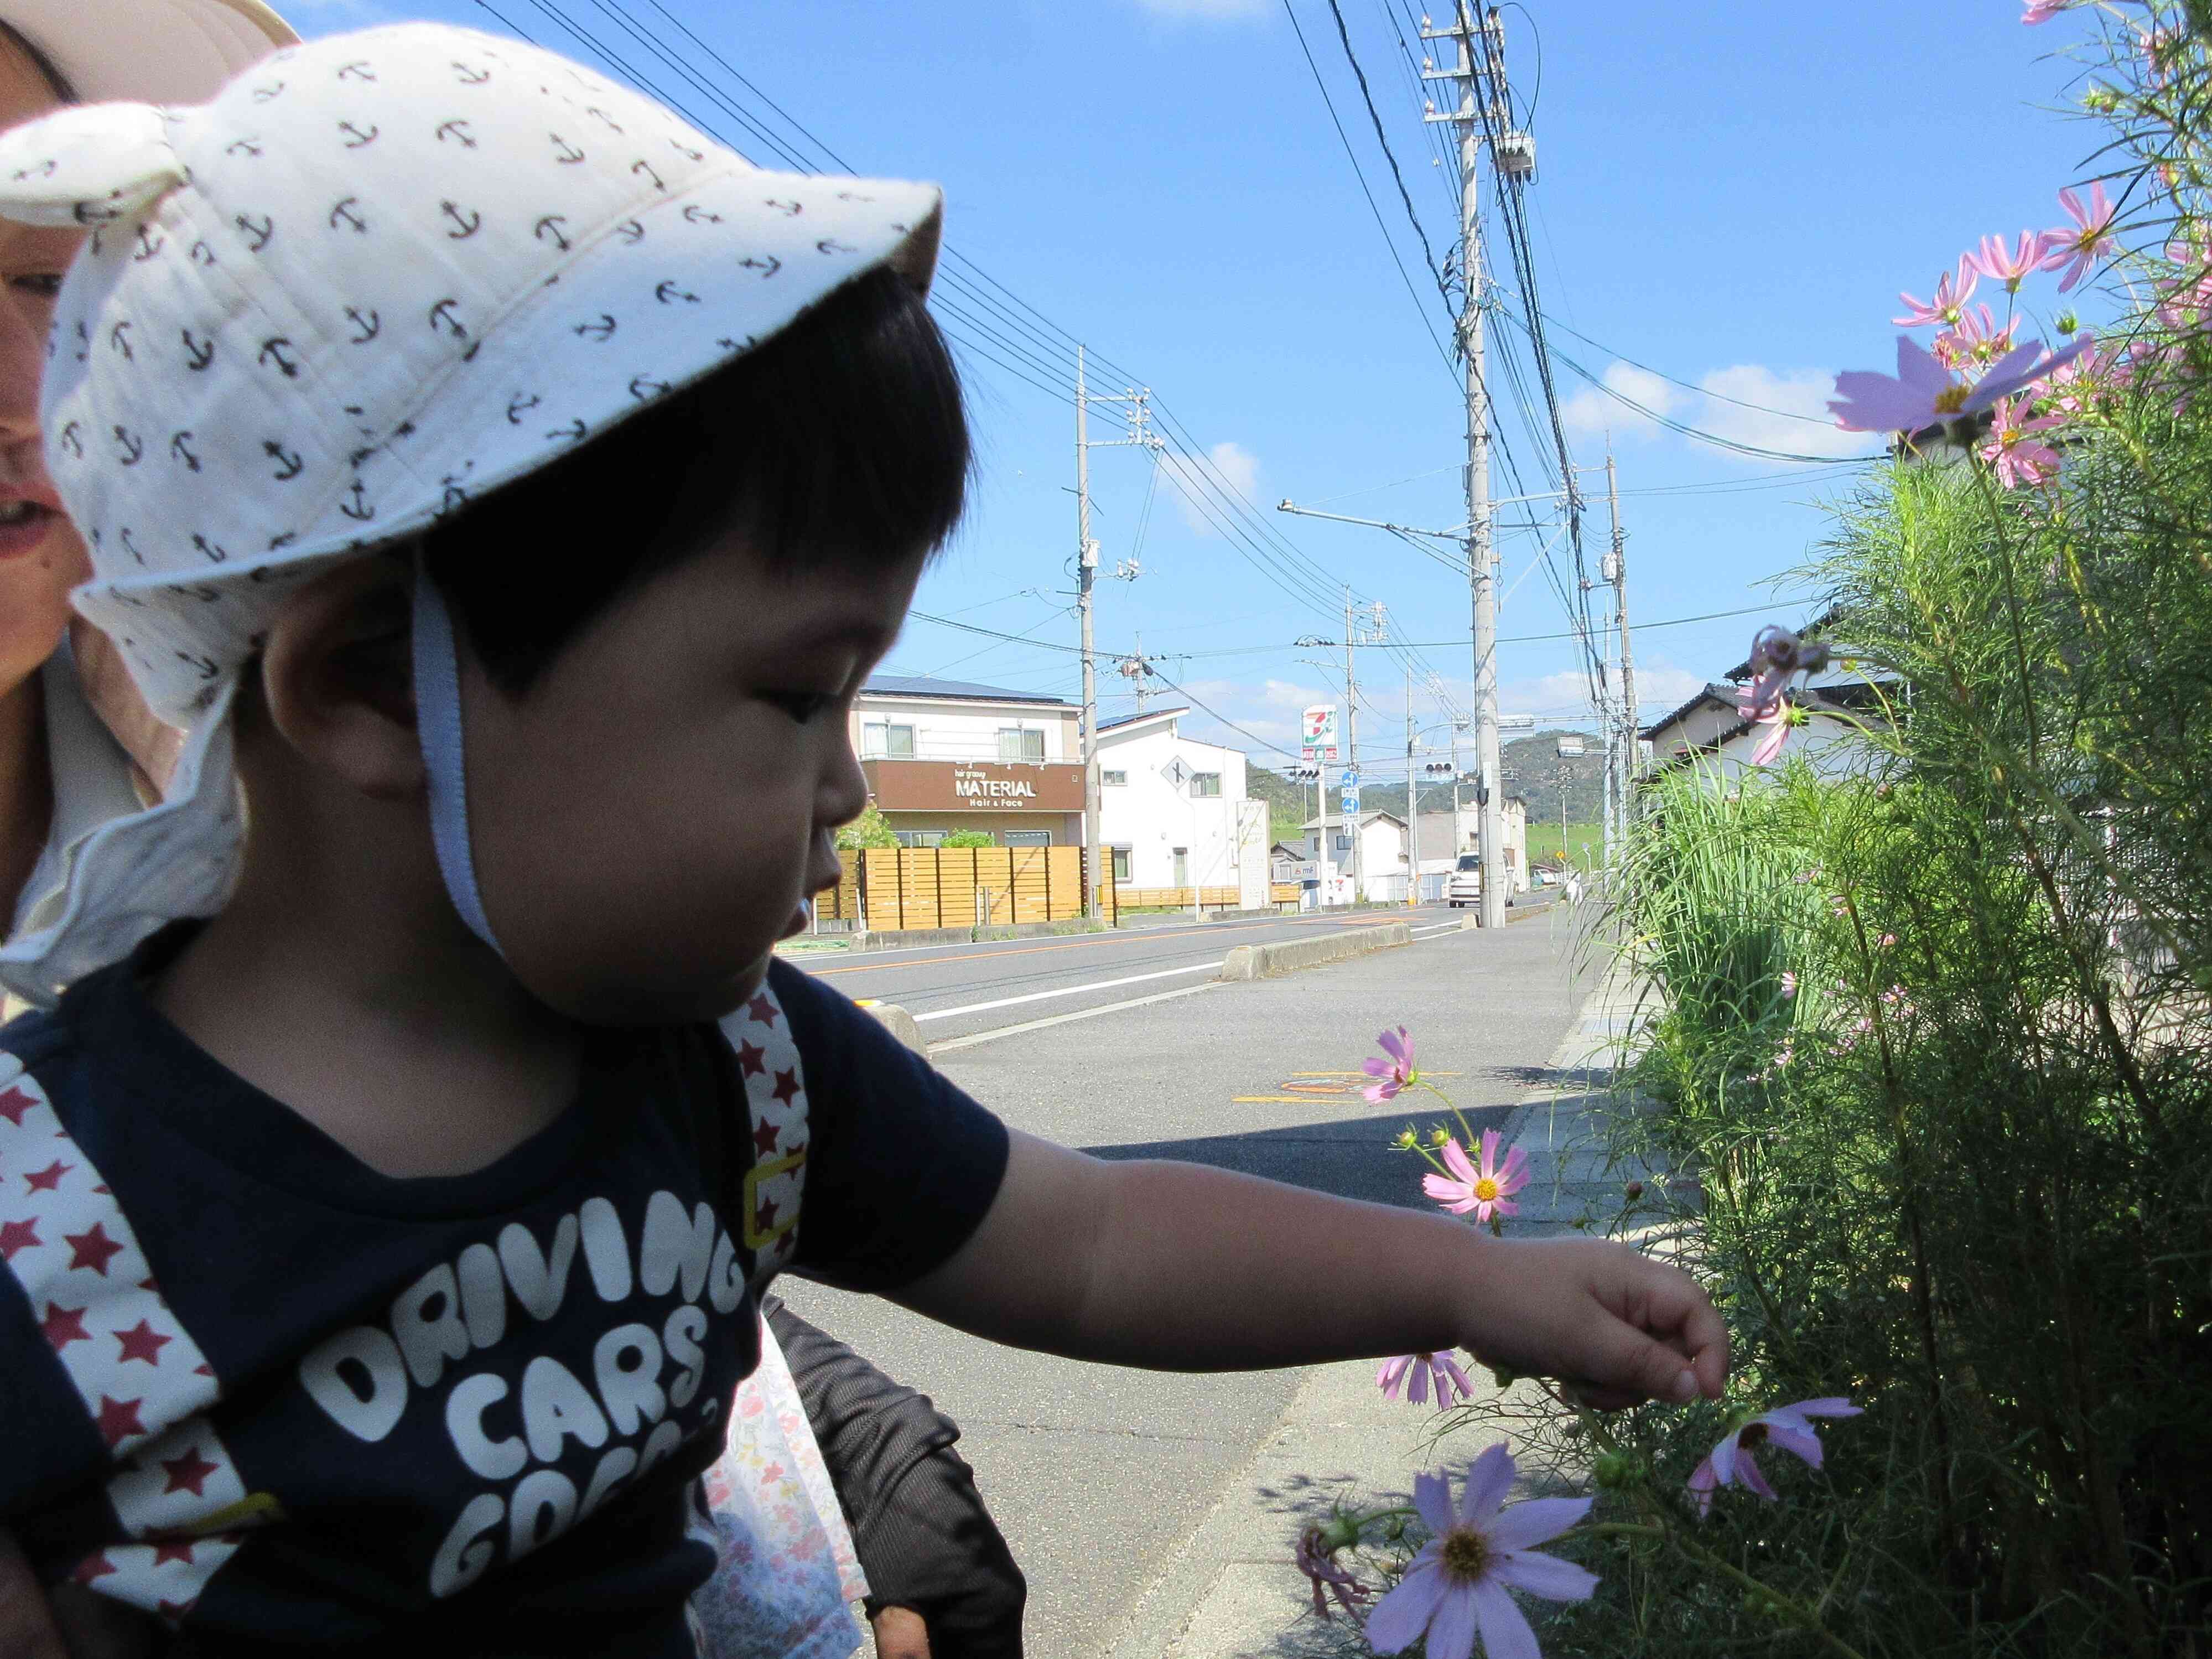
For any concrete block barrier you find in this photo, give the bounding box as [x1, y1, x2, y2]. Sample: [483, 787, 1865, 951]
[1217, 921, 1413, 982]
[859, 1001, 927, 1053]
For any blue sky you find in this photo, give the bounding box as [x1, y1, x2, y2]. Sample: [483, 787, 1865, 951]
[288, 0, 2107, 779]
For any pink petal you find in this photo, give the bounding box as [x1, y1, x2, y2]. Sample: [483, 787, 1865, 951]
[1441, 1137, 1480, 1185]
[2058, 184, 2085, 227]
[1478, 1126, 1502, 1179]
[1460, 1442, 1518, 1525]
[1483, 1495, 1593, 1553]
[1422, 1578, 1482, 1659]
[1423, 1173, 1474, 1210]
[1362, 1558, 1447, 1653]
[1435, 1351, 1475, 1402]
[1709, 1429, 1742, 1487]
[1378, 1355, 1412, 1396]
[1752, 717, 1788, 766]
[1472, 1199, 1496, 1224]
[1409, 1362, 1431, 1406]
[1470, 1578, 1543, 1659]
[1686, 1456, 1717, 1518]
[1489, 1195, 1519, 1217]
[1496, 1143, 1530, 1190]
[1364, 1081, 1395, 1105]
[1413, 1471, 1456, 1537]
[1378, 1026, 1413, 1068]
[1770, 1396, 1862, 1423]
[1736, 1447, 1778, 1500]
[1492, 1546, 1601, 1603]
[1764, 1423, 1824, 1470]
[1364, 1057, 1391, 1078]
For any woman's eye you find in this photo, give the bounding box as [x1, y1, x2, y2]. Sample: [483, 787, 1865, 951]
[762, 691, 832, 723]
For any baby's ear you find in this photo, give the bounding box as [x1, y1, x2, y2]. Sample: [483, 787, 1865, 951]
[258, 557, 422, 801]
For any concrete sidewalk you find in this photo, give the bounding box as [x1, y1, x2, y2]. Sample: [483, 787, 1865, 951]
[1097, 953, 1660, 1659]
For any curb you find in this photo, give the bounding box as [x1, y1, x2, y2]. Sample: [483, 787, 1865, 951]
[856, 1001, 927, 1053]
[1217, 921, 1413, 982]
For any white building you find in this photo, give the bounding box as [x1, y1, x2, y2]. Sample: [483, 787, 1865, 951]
[1300, 810, 1411, 904]
[1097, 707, 1268, 905]
[849, 676, 1084, 847]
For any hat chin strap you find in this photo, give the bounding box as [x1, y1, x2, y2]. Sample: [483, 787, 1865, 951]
[410, 556, 507, 961]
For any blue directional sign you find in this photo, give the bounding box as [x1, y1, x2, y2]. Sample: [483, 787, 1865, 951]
[1341, 787, 1361, 814]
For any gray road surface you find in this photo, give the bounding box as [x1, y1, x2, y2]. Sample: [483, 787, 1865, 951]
[778, 906, 1596, 1658]
[782, 898, 1554, 1045]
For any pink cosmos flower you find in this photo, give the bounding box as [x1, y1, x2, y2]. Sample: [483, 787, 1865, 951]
[1296, 1523, 1374, 1620]
[1364, 1026, 1417, 1103]
[1742, 694, 1791, 766]
[1423, 1128, 1530, 1223]
[1779, 971, 1798, 998]
[1948, 303, 2017, 367]
[1687, 1398, 1862, 1518]
[2038, 182, 2118, 293]
[1378, 1350, 1477, 1408]
[2021, 0, 2080, 20]
[1893, 257, 1977, 329]
[1970, 229, 2043, 292]
[2044, 333, 2111, 414]
[1829, 334, 2088, 435]
[1980, 397, 2064, 489]
[1364, 1444, 1599, 1659]
[1740, 624, 1831, 720]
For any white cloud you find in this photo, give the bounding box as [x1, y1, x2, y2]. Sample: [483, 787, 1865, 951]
[1132, 0, 1269, 16]
[1694, 365, 1882, 461]
[1557, 357, 1882, 464]
[1560, 361, 1680, 442]
[1165, 440, 1261, 537]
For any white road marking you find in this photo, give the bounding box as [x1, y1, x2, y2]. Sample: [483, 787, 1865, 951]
[927, 983, 1221, 1054]
[912, 960, 1223, 1021]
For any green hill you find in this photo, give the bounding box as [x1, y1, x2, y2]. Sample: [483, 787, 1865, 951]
[1240, 729, 1608, 839]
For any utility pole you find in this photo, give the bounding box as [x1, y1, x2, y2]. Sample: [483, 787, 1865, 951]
[1077, 345, 1098, 920]
[1074, 347, 1160, 920]
[1404, 662, 1418, 907]
[1426, 2, 1506, 929]
[1343, 587, 1362, 905]
[1605, 447, 1637, 858]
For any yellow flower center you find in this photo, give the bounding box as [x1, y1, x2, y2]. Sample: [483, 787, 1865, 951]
[1474, 1176, 1500, 1202]
[1439, 1527, 1491, 1583]
[1933, 385, 1970, 414]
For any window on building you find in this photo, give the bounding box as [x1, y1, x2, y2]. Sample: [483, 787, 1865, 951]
[1189, 771, 1222, 798]
[1100, 769, 1128, 787]
[1172, 847, 1188, 886]
[1110, 846, 1131, 882]
[1336, 834, 1352, 853]
[892, 830, 944, 848]
[864, 723, 915, 758]
[1004, 830, 1050, 847]
[999, 727, 1045, 762]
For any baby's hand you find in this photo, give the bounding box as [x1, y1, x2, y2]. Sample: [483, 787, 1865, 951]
[1458, 1237, 1728, 1411]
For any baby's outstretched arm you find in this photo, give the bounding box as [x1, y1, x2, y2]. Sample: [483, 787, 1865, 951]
[897, 1131, 1726, 1409]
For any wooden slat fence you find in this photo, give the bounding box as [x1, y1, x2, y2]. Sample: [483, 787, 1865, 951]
[814, 846, 1089, 931]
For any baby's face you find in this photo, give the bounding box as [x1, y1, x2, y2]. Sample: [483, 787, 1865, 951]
[459, 533, 923, 1025]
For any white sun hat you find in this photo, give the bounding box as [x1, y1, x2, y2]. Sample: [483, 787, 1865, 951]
[4, 0, 295, 103]
[0, 19, 944, 1002]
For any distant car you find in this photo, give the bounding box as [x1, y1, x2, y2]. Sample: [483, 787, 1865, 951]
[1532, 868, 1556, 886]
[1447, 852, 1482, 907]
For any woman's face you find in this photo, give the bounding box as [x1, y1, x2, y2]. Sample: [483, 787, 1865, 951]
[0, 34, 82, 701]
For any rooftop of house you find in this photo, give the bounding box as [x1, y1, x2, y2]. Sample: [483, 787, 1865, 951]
[1098, 706, 1191, 732]
[860, 675, 1072, 706]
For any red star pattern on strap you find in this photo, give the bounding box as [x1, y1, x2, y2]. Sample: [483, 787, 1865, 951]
[161, 1446, 221, 1497]
[95, 1394, 148, 1448]
[70, 1550, 117, 1585]
[735, 1039, 766, 1078]
[41, 1300, 90, 1350]
[0, 1216, 39, 1260]
[114, 1319, 173, 1365]
[66, 1221, 125, 1276]
[771, 1068, 799, 1107]
[755, 1195, 778, 1233]
[746, 991, 779, 1026]
[152, 1539, 197, 1567]
[0, 1085, 33, 1127]
[24, 1158, 71, 1193]
[751, 1116, 780, 1158]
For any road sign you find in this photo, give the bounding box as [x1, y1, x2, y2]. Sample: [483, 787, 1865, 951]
[1160, 756, 1192, 789]
[1301, 704, 1339, 761]
[1339, 767, 1359, 788]
[1341, 787, 1361, 815]
[1556, 735, 1586, 757]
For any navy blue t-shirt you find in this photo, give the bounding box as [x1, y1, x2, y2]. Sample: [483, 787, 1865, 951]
[0, 934, 1008, 1656]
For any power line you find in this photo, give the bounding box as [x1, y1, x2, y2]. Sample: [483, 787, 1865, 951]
[1321, 0, 1451, 320]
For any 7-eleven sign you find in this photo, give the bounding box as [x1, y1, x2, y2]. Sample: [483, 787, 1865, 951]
[1301, 704, 1339, 761]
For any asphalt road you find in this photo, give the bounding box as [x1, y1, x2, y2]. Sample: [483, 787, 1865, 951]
[776, 904, 1594, 1658]
[782, 896, 1556, 1046]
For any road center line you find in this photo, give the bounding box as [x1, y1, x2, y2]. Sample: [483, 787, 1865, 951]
[912, 960, 1223, 1022]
